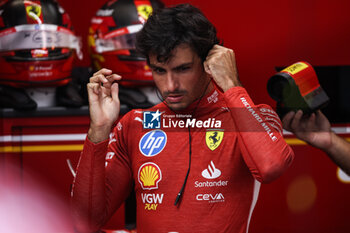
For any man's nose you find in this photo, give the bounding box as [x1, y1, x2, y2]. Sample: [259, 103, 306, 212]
[166, 73, 179, 92]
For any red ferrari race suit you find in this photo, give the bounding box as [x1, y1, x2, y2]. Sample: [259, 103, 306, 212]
[72, 86, 294, 233]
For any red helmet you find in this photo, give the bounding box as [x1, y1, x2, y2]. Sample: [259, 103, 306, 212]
[0, 0, 82, 88]
[88, 0, 163, 87]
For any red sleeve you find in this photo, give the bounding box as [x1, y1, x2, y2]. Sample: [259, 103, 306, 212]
[224, 86, 294, 183]
[71, 117, 133, 233]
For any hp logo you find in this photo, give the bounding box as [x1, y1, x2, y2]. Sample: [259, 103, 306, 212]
[139, 130, 167, 157]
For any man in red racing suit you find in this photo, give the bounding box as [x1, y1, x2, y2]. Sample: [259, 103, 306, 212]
[71, 4, 294, 233]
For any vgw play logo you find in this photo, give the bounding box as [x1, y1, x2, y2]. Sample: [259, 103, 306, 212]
[143, 110, 161, 129]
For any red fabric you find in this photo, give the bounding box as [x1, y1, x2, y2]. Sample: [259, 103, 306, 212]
[72, 86, 294, 233]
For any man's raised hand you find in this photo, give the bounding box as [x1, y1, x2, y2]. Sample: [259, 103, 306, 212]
[204, 45, 241, 92]
[87, 68, 122, 143]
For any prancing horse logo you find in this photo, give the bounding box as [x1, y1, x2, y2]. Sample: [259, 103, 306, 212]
[206, 130, 224, 151]
[26, 4, 42, 21]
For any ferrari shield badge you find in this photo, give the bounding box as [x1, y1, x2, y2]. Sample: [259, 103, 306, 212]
[137, 5, 152, 20]
[26, 5, 42, 21]
[206, 130, 224, 151]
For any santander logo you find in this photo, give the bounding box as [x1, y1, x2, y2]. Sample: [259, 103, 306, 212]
[202, 161, 221, 179]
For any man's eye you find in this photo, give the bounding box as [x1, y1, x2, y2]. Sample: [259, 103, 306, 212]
[153, 68, 166, 74]
[177, 66, 190, 72]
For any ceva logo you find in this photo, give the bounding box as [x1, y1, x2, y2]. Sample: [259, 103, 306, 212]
[196, 193, 225, 203]
[202, 161, 221, 179]
[139, 130, 167, 157]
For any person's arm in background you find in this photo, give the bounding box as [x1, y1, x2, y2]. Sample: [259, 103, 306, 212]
[283, 110, 350, 175]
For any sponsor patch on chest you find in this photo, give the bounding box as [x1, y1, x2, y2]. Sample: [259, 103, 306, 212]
[139, 130, 167, 157]
[205, 129, 224, 151]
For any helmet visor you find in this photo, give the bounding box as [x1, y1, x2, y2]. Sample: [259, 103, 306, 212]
[0, 24, 82, 59]
[94, 24, 143, 53]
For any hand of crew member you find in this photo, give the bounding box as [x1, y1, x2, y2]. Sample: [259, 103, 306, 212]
[203, 44, 242, 92]
[282, 110, 332, 151]
[87, 68, 122, 143]
[283, 109, 350, 175]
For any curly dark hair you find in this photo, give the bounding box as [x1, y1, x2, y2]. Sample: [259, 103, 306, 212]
[136, 3, 220, 64]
